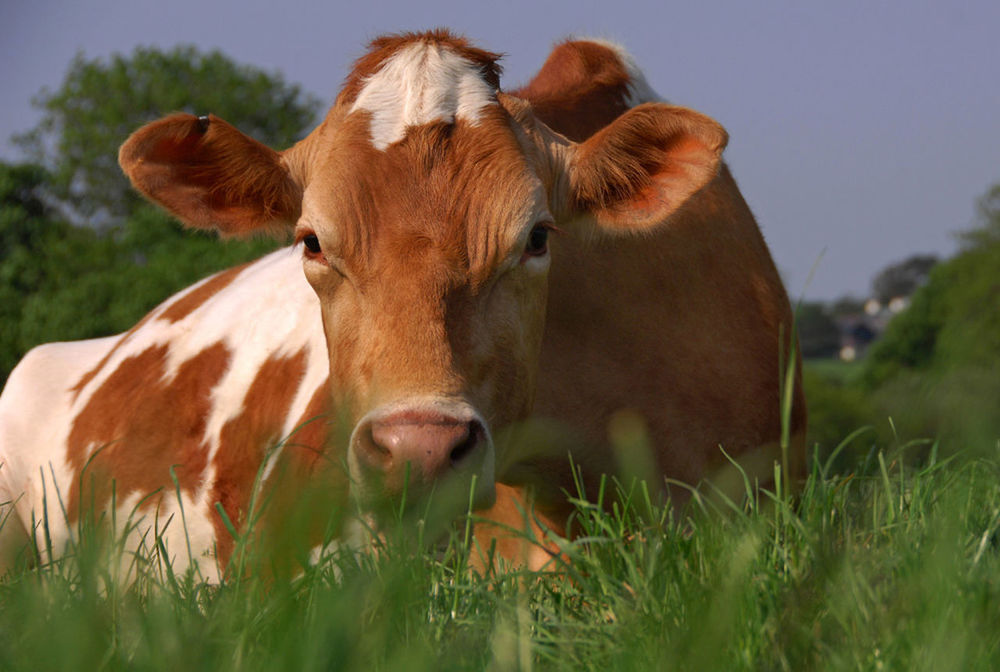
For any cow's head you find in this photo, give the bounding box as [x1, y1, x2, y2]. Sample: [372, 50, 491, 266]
[119, 31, 726, 525]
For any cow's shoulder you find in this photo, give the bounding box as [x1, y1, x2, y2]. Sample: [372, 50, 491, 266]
[1, 245, 327, 498]
[66, 247, 321, 409]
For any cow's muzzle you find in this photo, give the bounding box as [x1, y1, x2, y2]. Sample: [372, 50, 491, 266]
[348, 401, 496, 518]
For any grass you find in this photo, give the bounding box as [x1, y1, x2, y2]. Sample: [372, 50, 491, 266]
[2, 435, 1000, 671]
[804, 358, 866, 386]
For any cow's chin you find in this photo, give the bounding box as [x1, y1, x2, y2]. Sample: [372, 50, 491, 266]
[348, 467, 497, 550]
[346, 470, 496, 559]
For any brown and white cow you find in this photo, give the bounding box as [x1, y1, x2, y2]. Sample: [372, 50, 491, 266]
[0, 31, 805, 578]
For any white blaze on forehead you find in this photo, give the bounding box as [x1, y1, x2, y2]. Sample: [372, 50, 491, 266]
[350, 42, 498, 150]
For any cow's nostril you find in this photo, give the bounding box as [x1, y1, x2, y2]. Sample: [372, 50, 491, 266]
[364, 422, 392, 458]
[449, 420, 483, 467]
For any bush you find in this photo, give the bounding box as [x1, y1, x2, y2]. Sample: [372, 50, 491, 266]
[802, 366, 882, 471]
[858, 183, 1000, 449]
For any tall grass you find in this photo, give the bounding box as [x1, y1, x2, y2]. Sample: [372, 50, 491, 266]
[2, 434, 1000, 670]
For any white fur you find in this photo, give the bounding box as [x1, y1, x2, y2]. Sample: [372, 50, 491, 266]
[350, 42, 498, 150]
[0, 246, 329, 580]
[0, 336, 113, 567]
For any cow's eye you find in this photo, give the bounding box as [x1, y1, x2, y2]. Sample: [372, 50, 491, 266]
[303, 234, 322, 254]
[524, 225, 549, 257]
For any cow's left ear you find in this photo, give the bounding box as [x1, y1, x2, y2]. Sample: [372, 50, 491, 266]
[119, 113, 301, 236]
[568, 103, 727, 231]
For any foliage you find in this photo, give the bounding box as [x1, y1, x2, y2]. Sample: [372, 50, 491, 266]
[802, 365, 882, 469]
[800, 183, 1000, 458]
[854, 183, 1000, 449]
[14, 210, 277, 350]
[15, 45, 321, 223]
[0, 161, 104, 379]
[870, 369, 1000, 455]
[795, 302, 841, 359]
[826, 296, 865, 319]
[861, 270, 949, 385]
[957, 183, 1000, 250]
[0, 160, 279, 385]
[870, 253, 938, 304]
[3, 441, 1000, 670]
[864, 185, 1000, 387]
[1, 45, 319, 384]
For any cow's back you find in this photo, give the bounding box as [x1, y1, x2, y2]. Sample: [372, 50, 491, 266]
[0, 335, 120, 570]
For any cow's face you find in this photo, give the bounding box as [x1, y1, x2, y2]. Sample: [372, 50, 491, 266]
[118, 31, 727, 524]
[296, 99, 555, 511]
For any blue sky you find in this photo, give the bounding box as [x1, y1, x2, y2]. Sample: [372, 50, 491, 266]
[2, 0, 998, 299]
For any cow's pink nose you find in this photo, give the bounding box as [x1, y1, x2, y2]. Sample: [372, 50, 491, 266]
[355, 412, 486, 489]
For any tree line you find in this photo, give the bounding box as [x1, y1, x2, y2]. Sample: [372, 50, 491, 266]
[802, 185, 1000, 461]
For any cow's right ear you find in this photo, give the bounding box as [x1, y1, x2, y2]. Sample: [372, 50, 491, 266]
[566, 103, 727, 232]
[119, 113, 301, 236]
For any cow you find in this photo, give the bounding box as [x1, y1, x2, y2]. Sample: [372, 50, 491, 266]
[0, 31, 805, 579]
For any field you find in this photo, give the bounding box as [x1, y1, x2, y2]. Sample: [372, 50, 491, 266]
[2, 420, 999, 671]
[3, 23, 998, 670]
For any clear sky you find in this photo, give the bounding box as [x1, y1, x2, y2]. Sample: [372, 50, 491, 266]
[1, 0, 998, 300]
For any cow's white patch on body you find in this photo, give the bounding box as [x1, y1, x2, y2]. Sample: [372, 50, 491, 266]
[350, 42, 498, 150]
[0, 336, 115, 562]
[0, 246, 330, 580]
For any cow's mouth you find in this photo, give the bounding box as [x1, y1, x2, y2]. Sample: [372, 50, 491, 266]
[339, 477, 495, 562]
[352, 466, 496, 531]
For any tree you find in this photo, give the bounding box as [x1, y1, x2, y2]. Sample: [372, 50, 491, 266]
[1, 162, 56, 380]
[957, 184, 1000, 251]
[828, 296, 865, 319]
[0, 161, 112, 382]
[2, 48, 321, 384]
[865, 186, 1000, 385]
[861, 183, 1000, 447]
[870, 254, 939, 304]
[796, 302, 841, 359]
[15, 45, 321, 223]
[0, 160, 279, 386]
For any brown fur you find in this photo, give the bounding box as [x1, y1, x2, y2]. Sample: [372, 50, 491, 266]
[69, 308, 170, 402]
[512, 40, 632, 142]
[297, 109, 547, 430]
[211, 349, 307, 563]
[89, 31, 804, 571]
[254, 377, 351, 578]
[160, 262, 251, 322]
[469, 483, 565, 572]
[510, 41, 806, 499]
[570, 103, 728, 230]
[119, 114, 301, 235]
[66, 342, 231, 521]
[283, 378, 334, 469]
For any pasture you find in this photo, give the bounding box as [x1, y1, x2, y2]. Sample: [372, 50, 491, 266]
[2, 418, 999, 670]
[1, 22, 998, 672]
